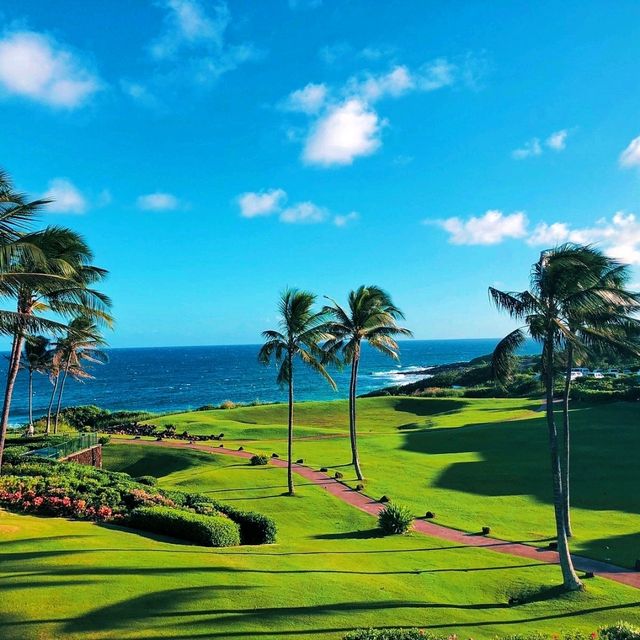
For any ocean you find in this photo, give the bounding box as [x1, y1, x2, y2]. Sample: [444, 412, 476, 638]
[3, 339, 539, 425]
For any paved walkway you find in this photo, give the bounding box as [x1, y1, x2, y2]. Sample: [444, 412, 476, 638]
[112, 436, 640, 590]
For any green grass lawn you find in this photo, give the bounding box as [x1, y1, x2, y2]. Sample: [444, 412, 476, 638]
[143, 396, 640, 567]
[1, 442, 639, 640]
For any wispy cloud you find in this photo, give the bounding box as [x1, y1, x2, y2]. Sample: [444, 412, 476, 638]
[620, 135, 640, 168]
[430, 210, 528, 245]
[512, 129, 570, 159]
[237, 189, 287, 218]
[137, 192, 181, 210]
[430, 207, 640, 265]
[42, 178, 88, 214]
[237, 188, 358, 226]
[285, 54, 485, 167]
[0, 30, 100, 108]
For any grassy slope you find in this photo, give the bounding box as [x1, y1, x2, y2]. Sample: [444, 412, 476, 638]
[3, 443, 638, 640]
[144, 397, 640, 567]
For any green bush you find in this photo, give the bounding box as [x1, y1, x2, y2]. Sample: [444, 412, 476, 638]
[183, 493, 277, 544]
[344, 630, 445, 640]
[128, 506, 240, 547]
[134, 475, 158, 487]
[98, 435, 111, 446]
[3, 445, 28, 463]
[600, 622, 640, 640]
[250, 454, 269, 466]
[378, 503, 414, 535]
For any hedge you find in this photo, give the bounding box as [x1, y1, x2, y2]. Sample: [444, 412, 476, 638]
[343, 623, 640, 640]
[128, 506, 240, 547]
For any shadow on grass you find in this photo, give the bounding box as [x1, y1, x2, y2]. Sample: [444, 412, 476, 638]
[313, 528, 384, 540]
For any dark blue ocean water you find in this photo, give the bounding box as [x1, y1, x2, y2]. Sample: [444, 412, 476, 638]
[4, 339, 539, 425]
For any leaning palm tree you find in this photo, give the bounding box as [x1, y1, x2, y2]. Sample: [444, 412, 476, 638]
[323, 286, 411, 480]
[53, 316, 108, 433]
[259, 289, 336, 495]
[554, 252, 640, 536]
[490, 243, 639, 591]
[0, 226, 112, 470]
[23, 335, 51, 435]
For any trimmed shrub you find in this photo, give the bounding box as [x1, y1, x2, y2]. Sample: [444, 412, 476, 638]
[378, 503, 414, 535]
[319, 467, 328, 472]
[379, 495, 390, 503]
[425, 511, 435, 519]
[128, 506, 240, 547]
[344, 630, 445, 640]
[135, 475, 158, 487]
[355, 483, 364, 491]
[482, 526, 491, 535]
[98, 435, 111, 446]
[600, 622, 640, 640]
[334, 471, 343, 480]
[271, 453, 279, 458]
[250, 455, 269, 466]
[295, 458, 304, 464]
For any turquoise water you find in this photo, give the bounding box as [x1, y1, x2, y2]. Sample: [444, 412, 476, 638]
[3, 339, 538, 424]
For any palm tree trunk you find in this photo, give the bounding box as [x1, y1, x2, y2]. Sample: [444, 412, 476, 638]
[287, 352, 294, 496]
[544, 339, 582, 591]
[53, 355, 72, 434]
[46, 375, 60, 435]
[0, 331, 26, 471]
[349, 347, 364, 481]
[27, 369, 34, 436]
[561, 343, 573, 537]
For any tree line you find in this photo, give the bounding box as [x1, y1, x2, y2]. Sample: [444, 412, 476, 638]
[0, 169, 112, 470]
[261, 245, 640, 593]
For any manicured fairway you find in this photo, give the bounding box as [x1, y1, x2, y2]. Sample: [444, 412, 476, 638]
[143, 397, 640, 567]
[2, 443, 639, 640]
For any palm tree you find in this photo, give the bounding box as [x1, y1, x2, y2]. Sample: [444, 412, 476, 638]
[323, 286, 411, 480]
[0, 226, 112, 470]
[53, 316, 108, 433]
[490, 243, 639, 591]
[259, 289, 336, 495]
[23, 335, 51, 435]
[554, 251, 640, 536]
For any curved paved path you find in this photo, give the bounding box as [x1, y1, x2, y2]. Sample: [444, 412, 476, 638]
[112, 436, 640, 590]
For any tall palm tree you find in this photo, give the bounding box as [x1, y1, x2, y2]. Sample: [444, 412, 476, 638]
[259, 289, 336, 495]
[554, 251, 640, 536]
[53, 316, 108, 433]
[490, 243, 639, 591]
[323, 286, 411, 480]
[0, 226, 112, 470]
[23, 335, 51, 435]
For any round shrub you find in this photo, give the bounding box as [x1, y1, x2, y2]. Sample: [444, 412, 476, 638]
[135, 475, 158, 487]
[482, 526, 491, 535]
[425, 511, 435, 519]
[128, 506, 240, 547]
[271, 453, 279, 458]
[319, 467, 328, 472]
[334, 471, 343, 480]
[355, 483, 364, 491]
[98, 435, 111, 446]
[378, 503, 414, 535]
[250, 455, 269, 466]
[295, 458, 303, 464]
[379, 495, 390, 503]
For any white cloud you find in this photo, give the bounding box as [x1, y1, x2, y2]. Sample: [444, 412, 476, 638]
[513, 129, 571, 159]
[347, 65, 414, 102]
[0, 31, 100, 108]
[620, 136, 640, 168]
[237, 189, 287, 218]
[528, 212, 640, 265]
[285, 83, 328, 114]
[279, 201, 328, 224]
[416, 58, 457, 91]
[237, 188, 358, 226]
[42, 179, 88, 214]
[512, 138, 542, 159]
[333, 211, 359, 227]
[303, 98, 382, 166]
[526, 222, 571, 246]
[137, 192, 180, 210]
[145, 0, 258, 89]
[546, 129, 568, 151]
[434, 210, 528, 245]
[286, 54, 484, 167]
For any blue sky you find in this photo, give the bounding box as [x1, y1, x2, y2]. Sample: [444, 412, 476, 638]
[2, 0, 640, 347]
